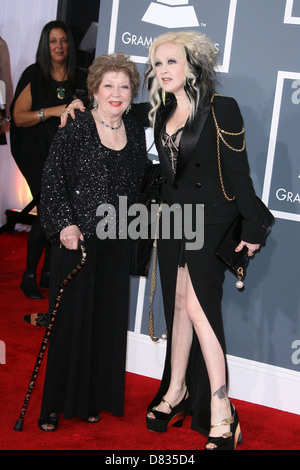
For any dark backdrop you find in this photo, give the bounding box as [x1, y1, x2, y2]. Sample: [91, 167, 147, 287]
[57, 0, 101, 70]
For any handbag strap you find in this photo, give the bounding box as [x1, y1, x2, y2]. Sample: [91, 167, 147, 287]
[148, 203, 167, 342]
[210, 93, 245, 201]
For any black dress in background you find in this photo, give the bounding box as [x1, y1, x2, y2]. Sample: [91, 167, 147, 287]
[10, 63, 87, 197]
[9, 64, 87, 286]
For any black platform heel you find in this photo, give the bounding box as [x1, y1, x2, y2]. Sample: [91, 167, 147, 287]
[205, 402, 242, 450]
[146, 390, 188, 433]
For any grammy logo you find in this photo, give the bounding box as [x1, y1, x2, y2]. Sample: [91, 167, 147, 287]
[142, 0, 199, 28]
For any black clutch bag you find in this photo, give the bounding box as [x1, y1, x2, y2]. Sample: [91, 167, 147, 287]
[216, 197, 275, 289]
[215, 215, 249, 289]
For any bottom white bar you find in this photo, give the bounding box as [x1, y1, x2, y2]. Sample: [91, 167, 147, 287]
[126, 331, 300, 415]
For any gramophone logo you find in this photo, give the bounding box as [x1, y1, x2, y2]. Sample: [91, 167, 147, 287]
[100, 0, 238, 73]
[141, 0, 199, 28]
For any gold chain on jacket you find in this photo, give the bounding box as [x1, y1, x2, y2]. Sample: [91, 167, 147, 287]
[211, 94, 245, 201]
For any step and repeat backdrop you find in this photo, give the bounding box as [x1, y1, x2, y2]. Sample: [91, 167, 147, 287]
[95, 0, 300, 375]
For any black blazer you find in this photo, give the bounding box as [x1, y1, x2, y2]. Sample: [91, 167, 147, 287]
[133, 95, 265, 244]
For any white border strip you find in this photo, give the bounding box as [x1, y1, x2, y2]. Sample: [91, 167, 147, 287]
[126, 331, 166, 379]
[227, 354, 300, 415]
[133, 277, 147, 333]
[126, 332, 300, 415]
[262, 70, 300, 221]
[284, 0, 300, 25]
[108, 0, 120, 53]
[219, 0, 237, 73]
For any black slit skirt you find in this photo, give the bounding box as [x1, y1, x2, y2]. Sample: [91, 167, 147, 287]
[40, 236, 132, 421]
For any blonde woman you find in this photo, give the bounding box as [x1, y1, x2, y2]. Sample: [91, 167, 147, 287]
[63, 32, 268, 449]
[140, 31, 265, 450]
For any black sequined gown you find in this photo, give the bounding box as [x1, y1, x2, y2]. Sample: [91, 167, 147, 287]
[39, 110, 149, 420]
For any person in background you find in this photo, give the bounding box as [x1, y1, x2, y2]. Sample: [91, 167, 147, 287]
[37, 53, 149, 431]
[10, 20, 87, 299]
[0, 36, 13, 144]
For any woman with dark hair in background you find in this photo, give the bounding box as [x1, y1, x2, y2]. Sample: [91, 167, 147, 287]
[10, 20, 87, 299]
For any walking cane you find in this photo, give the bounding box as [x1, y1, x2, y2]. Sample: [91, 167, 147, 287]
[13, 242, 87, 431]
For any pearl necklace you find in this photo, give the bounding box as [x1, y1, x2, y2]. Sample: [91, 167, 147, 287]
[95, 110, 122, 130]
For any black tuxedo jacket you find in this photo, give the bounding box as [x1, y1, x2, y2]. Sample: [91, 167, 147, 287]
[133, 95, 265, 244]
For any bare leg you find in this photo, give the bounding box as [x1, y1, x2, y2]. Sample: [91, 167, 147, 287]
[185, 268, 231, 448]
[148, 266, 192, 416]
[148, 265, 231, 448]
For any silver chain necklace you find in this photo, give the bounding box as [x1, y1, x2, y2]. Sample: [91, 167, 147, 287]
[95, 110, 122, 130]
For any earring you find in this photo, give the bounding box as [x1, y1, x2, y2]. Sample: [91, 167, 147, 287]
[125, 104, 132, 114]
[93, 97, 98, 110]
[161, 89, 166, 106]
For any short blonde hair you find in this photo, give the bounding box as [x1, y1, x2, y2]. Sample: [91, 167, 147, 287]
[145, 31, 219, 126]
[87, 53, 140, 103]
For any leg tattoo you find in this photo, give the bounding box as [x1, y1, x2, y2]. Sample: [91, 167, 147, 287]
[213, 384, 227, 400]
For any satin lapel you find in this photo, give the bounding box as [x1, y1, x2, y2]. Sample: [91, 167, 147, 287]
[175, 100, 211, 182]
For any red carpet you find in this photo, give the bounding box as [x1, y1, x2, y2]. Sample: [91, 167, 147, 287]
[1, 231, 300, 451]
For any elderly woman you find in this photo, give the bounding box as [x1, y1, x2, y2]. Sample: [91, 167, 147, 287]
[38, 53, 149, 431]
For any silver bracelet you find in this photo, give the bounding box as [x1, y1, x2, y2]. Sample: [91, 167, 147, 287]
[37, 108, 46, 122]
